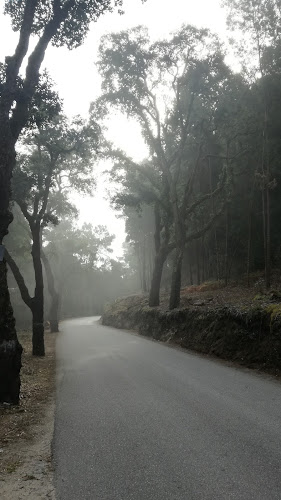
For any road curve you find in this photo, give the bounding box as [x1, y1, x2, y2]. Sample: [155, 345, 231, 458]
[53, 317, 281, 499]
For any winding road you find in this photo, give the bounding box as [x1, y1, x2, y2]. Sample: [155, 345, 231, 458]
[53, 317, 281, 499]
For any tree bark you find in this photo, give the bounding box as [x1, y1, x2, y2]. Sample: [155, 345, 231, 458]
[201, 237, 205, 283]
[41, 251, 60, 332]
[224, 204, 229, 287]
[261, 188, 269, 290]
[196, 241, 201, 285]
[188, 246, 193, 286]
[31, 299, 44, 356]
[0, 257, 22, 404]
[148, 248, 168, 307]
[246, 201, 252, 288]
[142, 237, 147, 293]
[31, 225, 45, 356]
[266, 186, 271, 289]
[5, 248, 44, 356]
[0, 124, 22, 404]
[49, 297, 60, 333]
[169, 246, 184, 310]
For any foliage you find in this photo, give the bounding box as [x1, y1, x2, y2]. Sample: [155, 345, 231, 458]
[4, 0, 125, 49]
[13, 112, 99, 227]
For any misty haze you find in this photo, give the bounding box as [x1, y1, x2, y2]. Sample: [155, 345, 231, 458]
[1, 1, 281, 499]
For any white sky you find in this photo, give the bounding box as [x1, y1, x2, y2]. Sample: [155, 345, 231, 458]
[0, 0, 228, 257]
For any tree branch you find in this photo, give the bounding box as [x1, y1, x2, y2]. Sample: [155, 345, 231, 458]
[185, 207, 224, 244]
[16, 200, 33, 226]
[41, 249, 58, 299]
[3, 0, 39, 113]
[5, 249, 33, 309]
[10, 0, 76, 141]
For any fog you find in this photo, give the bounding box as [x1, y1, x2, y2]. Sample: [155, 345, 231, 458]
[2, 0, 281, 329]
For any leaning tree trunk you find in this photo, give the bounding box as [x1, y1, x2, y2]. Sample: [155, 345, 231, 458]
[149, 248, 168, 307]
[5, 248, 44, 355]
[42, 251, 60, 333]
[169, 247, 184, 310]
[0, 127, 22, 404]
[31, 226, 45, 356]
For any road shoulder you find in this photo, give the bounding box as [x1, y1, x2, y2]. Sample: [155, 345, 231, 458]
[0, 331, 56, 499]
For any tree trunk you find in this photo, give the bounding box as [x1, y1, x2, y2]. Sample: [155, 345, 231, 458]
[5, 245, 45, 357]
[148, 248, 168, 307]
[31, 226, 45, 356]
[246, 201, 252, 288]
[224, 204, 229, 287]
[0, 259, 22, 404]
[169, 247, 184, 310]
[142, 237, 147, 293]
[31, 299, 45, 356]
[0, 127, 22, 404]
[49, 297, 60, 333]
[196, 241, 201, 285]
[189, 261, 193, 286]
[188, 246, 193, 285]
[261, 188, 269, 290]
[201, 237, 205, 283]
[266, 186, 271, 289]
[42, 251, 60, 332]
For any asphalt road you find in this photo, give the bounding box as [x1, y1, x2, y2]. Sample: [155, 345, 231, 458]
[53, 317, 281, 500]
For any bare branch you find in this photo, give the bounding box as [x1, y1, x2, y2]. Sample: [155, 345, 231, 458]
[5, 249, 33, 309]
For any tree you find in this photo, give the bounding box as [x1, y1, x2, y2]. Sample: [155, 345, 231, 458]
[93, 25, 228, 308]
[6, 113, 98, 355]
[222, 0, 281, 288]
[102, 143, 174, 305]
[43, 220, 116, 317]
[0, 0, 129, 404]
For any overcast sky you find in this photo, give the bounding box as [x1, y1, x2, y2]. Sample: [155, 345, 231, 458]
[0, 0, 228, 257]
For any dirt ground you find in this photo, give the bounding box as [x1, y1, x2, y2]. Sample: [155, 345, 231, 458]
[0, 330, 56, 499]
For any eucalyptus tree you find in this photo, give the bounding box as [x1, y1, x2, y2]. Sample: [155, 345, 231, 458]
[93, 25, 229, 308]
[223, 0, 281, 288]
[109, 154, 167, 294]
[222, 0, 281, 76]
[123, 206, 155, 293]
[5, 114, 98, 356]
[104, 145, 174, 306]
[0, 0, 129, 405]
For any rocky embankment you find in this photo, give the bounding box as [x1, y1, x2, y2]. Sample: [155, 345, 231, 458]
[102, 293, 281, 373]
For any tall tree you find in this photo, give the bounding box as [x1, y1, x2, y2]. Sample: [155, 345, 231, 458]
[0, 0, 127, 404]
[6, 113, 98, 355]
[93, 25, 228, 308]
[223, 0, 281, 288]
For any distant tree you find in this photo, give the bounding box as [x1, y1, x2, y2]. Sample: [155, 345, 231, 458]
[43, 220, 116, 317]
[223, 0, 281, 288]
